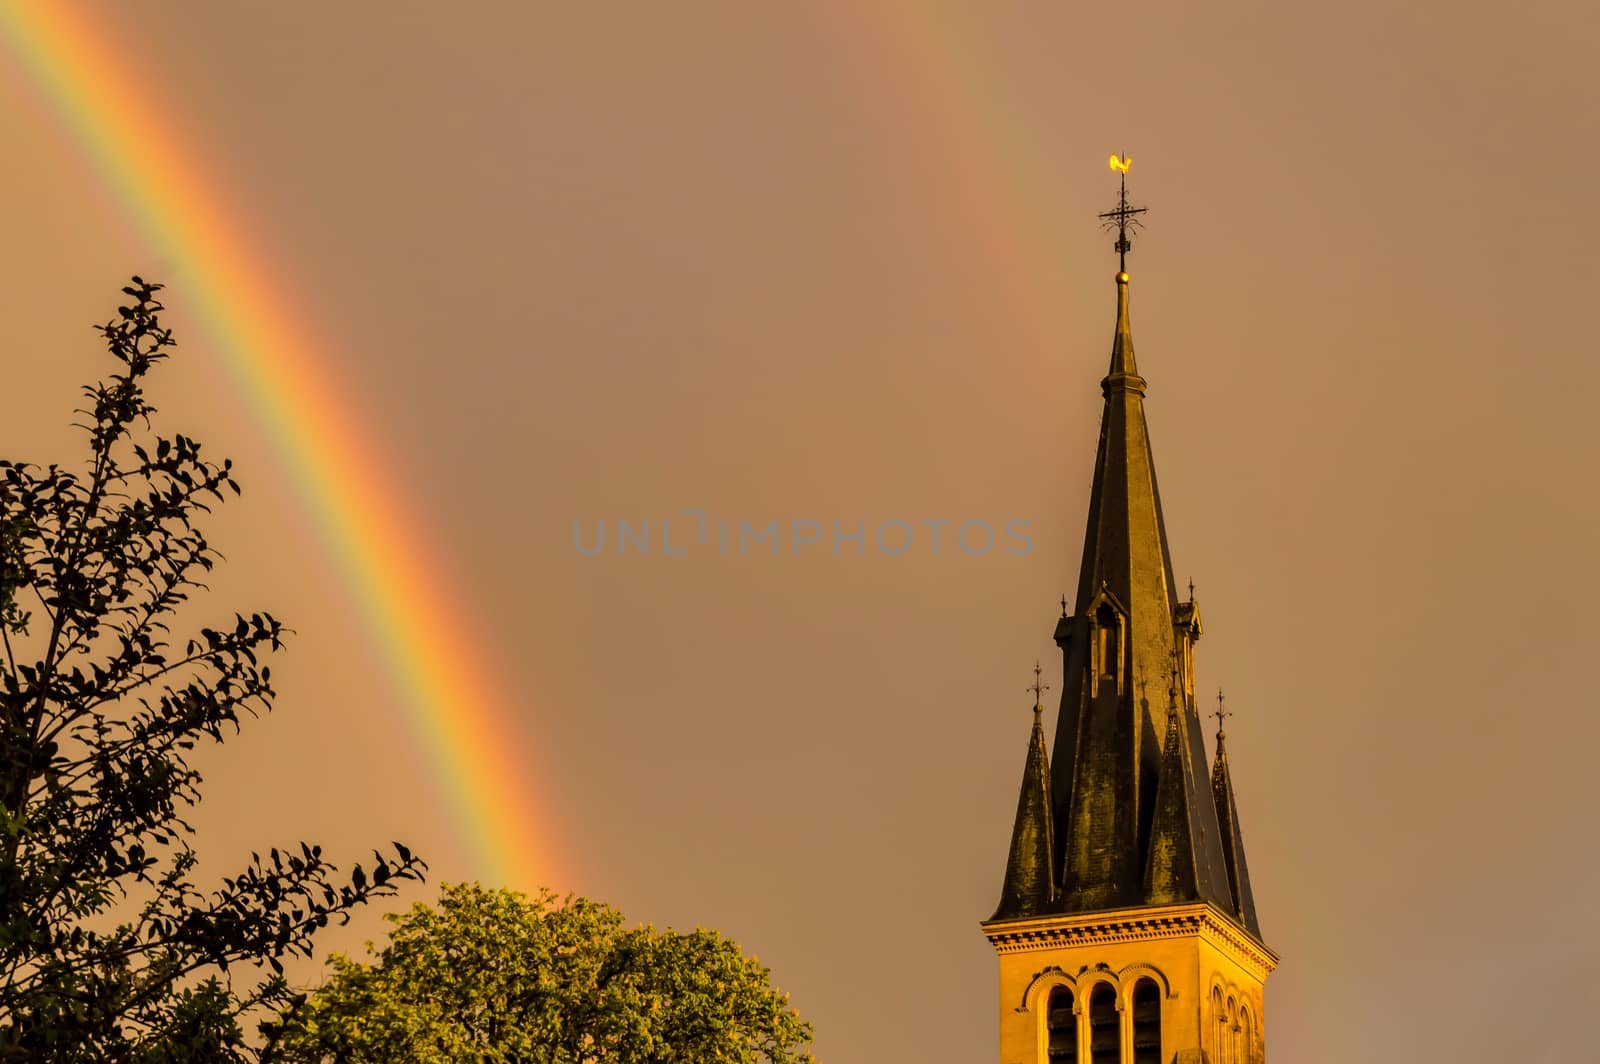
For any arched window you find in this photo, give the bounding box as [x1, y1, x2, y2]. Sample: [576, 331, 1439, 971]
[1225, 995, 1238, 1064]
[1088, 983, 1119, 1064]
[1045, 986, 1076, 1062]
[1130, 979, 1160, 1064]
[1211, 987, 1225, 1063]
[1239, 1005, 1255, 1064]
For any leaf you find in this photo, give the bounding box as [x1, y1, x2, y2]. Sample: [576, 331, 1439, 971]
[0, 278, 429, 1060]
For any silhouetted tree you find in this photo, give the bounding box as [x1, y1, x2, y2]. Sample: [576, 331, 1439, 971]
[271, 882, 816, 1064]
[0, 279, 425, 1060]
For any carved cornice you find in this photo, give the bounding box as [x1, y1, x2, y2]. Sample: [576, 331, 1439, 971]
[981, 902, 1278, 980]
[1195, 911, 1278, 981]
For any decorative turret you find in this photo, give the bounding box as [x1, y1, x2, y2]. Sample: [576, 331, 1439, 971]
[993, 665, 1055, 919]
[1210, 690, 1262, 936]
[1144, 673, 1190, 900]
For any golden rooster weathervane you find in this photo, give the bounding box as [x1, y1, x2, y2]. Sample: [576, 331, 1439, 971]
[1099, 153, 1148, 272]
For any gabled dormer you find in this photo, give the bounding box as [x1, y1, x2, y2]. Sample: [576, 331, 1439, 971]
[1085, 583, 1129, 697]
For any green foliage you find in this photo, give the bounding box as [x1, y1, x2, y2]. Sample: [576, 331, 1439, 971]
[272, 883, 816, 1064]
[0, 280, 426, 1060]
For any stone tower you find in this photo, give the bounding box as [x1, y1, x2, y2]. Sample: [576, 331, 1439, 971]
[982, 189, 1276, 1063]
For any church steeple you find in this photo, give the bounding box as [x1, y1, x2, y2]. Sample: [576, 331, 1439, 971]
[983, 160, 1277, 1064]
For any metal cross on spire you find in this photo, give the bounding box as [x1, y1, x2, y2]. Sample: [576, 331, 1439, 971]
[1213, 688, 1232, 736]
[1099, 153, 1148, 272]
[1028, 661, 1051, 712]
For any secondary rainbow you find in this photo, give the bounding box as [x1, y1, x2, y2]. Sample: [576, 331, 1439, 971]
[821, 1, 1082, 360]
[0, 2, 563, 890]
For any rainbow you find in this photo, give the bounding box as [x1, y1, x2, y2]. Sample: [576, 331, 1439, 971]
[818, 2, 1080, 360]
[0, 2, 563, 890]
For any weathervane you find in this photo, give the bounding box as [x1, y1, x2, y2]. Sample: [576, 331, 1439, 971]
[1029, 661, 1050, 713]
[1099, 153, 1148, 272]
[1213, 688, 1232, 736]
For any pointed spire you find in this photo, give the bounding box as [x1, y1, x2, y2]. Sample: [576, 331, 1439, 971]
[1049, 264, 1170, 910]
[1016, 165, 1253, 934]
[1106, 270, 1139, 382]
[1052, 188, 1208, 911]
[994, 668, 1055, 920]
[1211, 691, 1262, 937]
[1144, 659, 1199, 905]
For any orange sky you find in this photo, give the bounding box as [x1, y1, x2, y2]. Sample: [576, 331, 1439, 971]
[4, 3, 1598, 1061]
